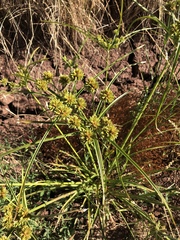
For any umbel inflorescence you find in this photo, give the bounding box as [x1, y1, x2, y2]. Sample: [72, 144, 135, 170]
[0, 57, 119, 145]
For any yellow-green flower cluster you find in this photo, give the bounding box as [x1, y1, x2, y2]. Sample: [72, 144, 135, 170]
[0, 186, 7, 199]
[68, 115, 81, 129]
[42, 71, 53, 81]
[96, 29, 123, 50]
[79, 114, 119, 144]
[80, 114, 100, 144]
[85, 77, 99, 93]
[2, 203, 13, 229]
[100, 88, 115, 103]
[90, 114, 100, 129]
[48, 91, 87, 125]
[20, 225, 32, 240]
[49, 96, 72, 119]
[0, 78, 8, 87]
[2, 203, 32, 240]
[166, 0, 180, 12]
[0, 236, 9, 240]
[77, 97, 87, 111]
[36, 71, 53, 92]
[59, 74, 71, 85]
[71, 68, 84, 81]
[64, 91, 77, 106]
[80, 128, 94, 144]
[16, 66, 30, 87]
[97, 34, 110, 49]
[62, 55, 77, 68]
[170, 20, 180, 44]
[101, 117, 119, 141]
[37, 79, 48, 91]
[44, 59, 119, 144]
[59, 68, 83, 87]
[48, 89, 119, 143]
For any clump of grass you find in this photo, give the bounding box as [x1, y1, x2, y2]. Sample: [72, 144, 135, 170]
[0, 52, 123, 238]
[0, 55, 179, 239]
[0, 0, 180, 239]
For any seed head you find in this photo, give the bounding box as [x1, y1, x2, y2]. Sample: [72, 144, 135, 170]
[101, 117, 119, 141]
[64, 91, 77, 106]
[100, 88, 115, 103]
[20, 225, 32, 240]
[0, 186, 7, 199]
[90, 114, 100, 129]
[59, 75, 71, 85]
[85, 77, 99, 93]
[0, 78, 8, 87]
[77, 97, 87, 111]
[37, 79, 48, 91]
[68, 115, 81, 129]
[42, 71, 53, 81]
[2, 203, 13, 229]
[72, 68, 84, 81]
[81, 128, 94, 144]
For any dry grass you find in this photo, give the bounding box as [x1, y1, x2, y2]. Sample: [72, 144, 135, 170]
[0, 0, 105, 60]
[0, 0, 163, 62]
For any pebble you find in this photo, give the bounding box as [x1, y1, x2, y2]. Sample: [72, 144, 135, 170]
[0, 91, 14, 105]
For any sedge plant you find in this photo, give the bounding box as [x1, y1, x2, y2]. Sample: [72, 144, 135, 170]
[0, 1, 180, 239]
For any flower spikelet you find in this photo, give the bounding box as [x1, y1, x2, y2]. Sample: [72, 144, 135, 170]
[37, 79, 48, 91]
[20, 225, 32, 240]
[2, 203, 13, 229]
[71, 68, 84, 81]
[90, 114, 100, 129]
[0, 186, 7, 199]
[100, 88, 115, 103]
[59, 75, 71, 85]
[42, 71, 53, 81]
[85, 77, 99, 93]
[101, 117, 119, 141]
[80, 128, 94, 144]
[68, 115, 81, 129]
[77, 97, 87, 111]
[64, 91, 77, 106]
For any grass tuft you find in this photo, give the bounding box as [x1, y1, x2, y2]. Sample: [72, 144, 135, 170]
[0, 1, 180, 239]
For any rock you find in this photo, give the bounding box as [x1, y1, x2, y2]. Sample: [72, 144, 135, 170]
[0, 91, 14, 105]
[0, 105, 11, 116]
[12, 94, 28, 113]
